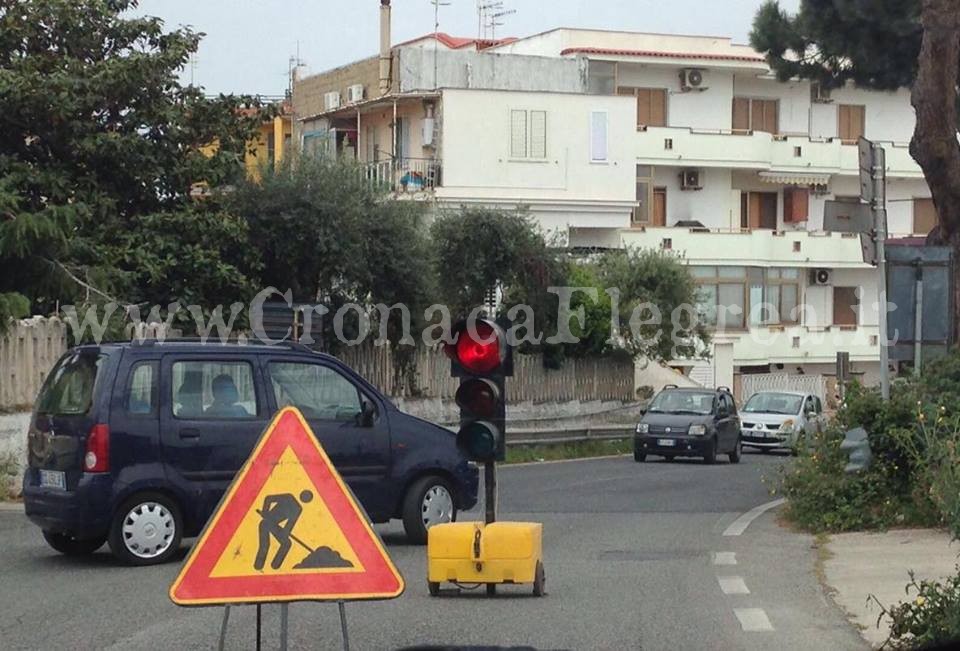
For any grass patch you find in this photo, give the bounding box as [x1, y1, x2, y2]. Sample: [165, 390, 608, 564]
[505, 438, 631, 464]
[0, 451, 20, 501]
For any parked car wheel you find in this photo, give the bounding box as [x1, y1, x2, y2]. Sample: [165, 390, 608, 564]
[633, 449, 646, 463]
[108, 492, 183, 566]
[729, 437, 743, 464]
[403, 476, 456, 545]
[42, 531, 107, 556]
[703, 438, 718, 465]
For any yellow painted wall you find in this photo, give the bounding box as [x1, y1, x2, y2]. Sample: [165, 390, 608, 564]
[245, 115, 293, 179]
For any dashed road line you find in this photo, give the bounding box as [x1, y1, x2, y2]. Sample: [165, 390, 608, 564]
[734, 608, 774, 632]
[718, 576, 750, 595]
[723, 498, 785, 536]
[712, 551, 737, 566]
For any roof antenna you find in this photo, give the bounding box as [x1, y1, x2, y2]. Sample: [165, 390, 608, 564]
[430, 0, 451, 90]
[478, 1, 515, 40]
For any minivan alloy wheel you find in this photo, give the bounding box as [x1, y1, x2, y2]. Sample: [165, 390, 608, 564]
[421, 484, 454, 528]
[121, 501, 176, 559]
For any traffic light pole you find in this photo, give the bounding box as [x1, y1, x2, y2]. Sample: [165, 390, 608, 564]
[484, 462, 497, 524]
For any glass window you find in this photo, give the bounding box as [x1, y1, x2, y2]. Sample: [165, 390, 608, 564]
[36, 353, 104, 416]
[127, 362, 157, 415]
[763, 267, 801, 325]
[587, 60, 616, 95]
[172, 361, 258, 419]
[269, 363, 362, 422]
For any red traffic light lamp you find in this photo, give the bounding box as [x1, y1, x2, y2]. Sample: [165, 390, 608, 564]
[446, 319, 507, 376]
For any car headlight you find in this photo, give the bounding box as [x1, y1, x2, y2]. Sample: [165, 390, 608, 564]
[688, 424, 707, 436]
[636, 423, 649, 434]
[778, 419, 796, 432]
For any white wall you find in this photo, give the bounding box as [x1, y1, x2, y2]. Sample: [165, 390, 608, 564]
[437, 88, 635, 209]
[810, 86, 915, 143]
[617, 64, 735, 131]
[654, 166, 735, 228]
[733, 75, 811, 135]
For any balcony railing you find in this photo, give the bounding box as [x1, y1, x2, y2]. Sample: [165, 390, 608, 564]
[364, 157, 441, 193]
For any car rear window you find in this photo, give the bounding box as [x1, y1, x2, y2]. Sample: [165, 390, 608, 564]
[36, 352, 104, 416]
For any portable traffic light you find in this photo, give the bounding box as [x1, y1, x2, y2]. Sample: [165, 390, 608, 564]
[446, 318, 512, 463]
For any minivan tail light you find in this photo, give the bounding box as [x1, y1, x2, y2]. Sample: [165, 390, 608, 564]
[84, 424, 110, 473]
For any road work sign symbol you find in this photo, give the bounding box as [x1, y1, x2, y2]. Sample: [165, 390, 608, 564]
[169, 407, 404, 605]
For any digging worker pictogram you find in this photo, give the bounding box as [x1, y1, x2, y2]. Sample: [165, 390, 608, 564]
[255, 490, 313, 570]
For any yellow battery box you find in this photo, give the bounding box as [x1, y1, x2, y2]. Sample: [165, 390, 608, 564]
[427, 521, 545, 596]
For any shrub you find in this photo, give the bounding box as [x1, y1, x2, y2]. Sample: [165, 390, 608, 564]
[873, 569, 960, 650]
[0, 451, 20, 501]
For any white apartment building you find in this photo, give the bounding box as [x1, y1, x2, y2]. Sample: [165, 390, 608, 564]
[293, 17, 932, 389]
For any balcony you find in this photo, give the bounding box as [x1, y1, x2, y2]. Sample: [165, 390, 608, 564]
[364, 157, 441, 195]
[621, 227, 871, 268]
[634, 127, 921, 178]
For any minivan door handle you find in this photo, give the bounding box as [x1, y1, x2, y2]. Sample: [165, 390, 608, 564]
[179, 428, 201, 441]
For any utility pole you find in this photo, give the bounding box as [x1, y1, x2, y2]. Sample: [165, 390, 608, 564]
[859, 137, 890, 400]
[430, 0, 450, 90]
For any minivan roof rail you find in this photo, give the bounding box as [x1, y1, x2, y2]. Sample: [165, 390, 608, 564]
[130, 337, 317, 354]
[663, 384, 678, 389]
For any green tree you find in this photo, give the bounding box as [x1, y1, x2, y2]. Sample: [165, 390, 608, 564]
[751, 0, 960, 342]
[0, 0, 265, 321]
[598, 248, 709, 362]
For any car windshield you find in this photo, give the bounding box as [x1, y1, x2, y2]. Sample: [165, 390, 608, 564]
[647, 390, 715, 415]
[743, 392, 804, 415]
[35, 352, 104, 416]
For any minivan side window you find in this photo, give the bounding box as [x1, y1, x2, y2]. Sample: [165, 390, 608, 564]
[268, 362, 362, 422]
[127, 362, 157, 415]
[172, 361, 259, 419]
[717, 396, 728, 417]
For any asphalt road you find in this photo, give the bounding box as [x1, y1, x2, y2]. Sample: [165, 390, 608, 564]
[0, 453, 866, 651]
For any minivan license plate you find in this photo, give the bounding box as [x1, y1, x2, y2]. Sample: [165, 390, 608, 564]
[39, 470, 65, 490]
[658, 439, 677, 447]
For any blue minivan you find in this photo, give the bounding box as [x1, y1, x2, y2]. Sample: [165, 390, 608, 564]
[23, 340, 478, 565]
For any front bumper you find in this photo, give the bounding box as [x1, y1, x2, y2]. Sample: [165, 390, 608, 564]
[22, 470, 113, 538]
[635, 434, 713, 457]
[742, 430, 795, 449]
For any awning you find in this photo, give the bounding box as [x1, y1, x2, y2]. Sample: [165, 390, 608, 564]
[758, 171, 831, 186]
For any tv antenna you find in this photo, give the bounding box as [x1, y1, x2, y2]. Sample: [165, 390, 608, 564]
[478, 1, 515, 40]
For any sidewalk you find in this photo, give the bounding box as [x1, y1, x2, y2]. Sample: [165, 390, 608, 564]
[822, 529, 958, 648]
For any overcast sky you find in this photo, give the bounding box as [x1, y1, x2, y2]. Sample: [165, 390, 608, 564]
[134, 0, 800, 97]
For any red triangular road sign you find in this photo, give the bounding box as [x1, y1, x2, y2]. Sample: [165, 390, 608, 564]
[169, 407, 404, 605]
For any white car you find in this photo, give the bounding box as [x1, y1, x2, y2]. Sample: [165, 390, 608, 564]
[739, 391, 825, 453]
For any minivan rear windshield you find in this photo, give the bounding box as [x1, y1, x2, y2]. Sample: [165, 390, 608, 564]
[36, 353, 104, 416]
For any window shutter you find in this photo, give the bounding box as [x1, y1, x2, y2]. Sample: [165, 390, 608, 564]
[650, 89, 667, 127]
[529, 111, 547, 158]
[783, 188, 809, 223]
[510, 110, 527, 158]
[732, 97, 750, 131]
[636, 88, 651, 127]
[591, 111, 608, 162]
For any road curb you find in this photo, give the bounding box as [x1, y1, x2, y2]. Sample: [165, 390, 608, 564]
[0, 502, 24, 512]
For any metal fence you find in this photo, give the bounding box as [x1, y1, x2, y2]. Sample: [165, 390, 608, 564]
[0, 317, 68, 411]
[339, 344, 636, 403]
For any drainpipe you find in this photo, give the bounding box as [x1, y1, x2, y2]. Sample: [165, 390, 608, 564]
[379, 0, 392, 96]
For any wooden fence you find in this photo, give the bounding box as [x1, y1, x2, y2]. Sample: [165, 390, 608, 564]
[339, 344, 635, 403]
[0, 318, 68, 411]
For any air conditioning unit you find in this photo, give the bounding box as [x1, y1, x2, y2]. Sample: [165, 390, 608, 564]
[347, 84, 365, 104]
[324, 91, 341, 111]
[811, 82, 833, 104]
[810, 268, 832, 286]
[680, 169, 702, 191]
[679, 68, 707, 92]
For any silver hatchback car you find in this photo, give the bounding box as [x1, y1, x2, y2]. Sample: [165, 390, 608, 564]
[739, 391, 825, 453]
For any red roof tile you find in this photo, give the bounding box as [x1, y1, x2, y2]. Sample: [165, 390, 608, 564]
[560, 46, 766, 63]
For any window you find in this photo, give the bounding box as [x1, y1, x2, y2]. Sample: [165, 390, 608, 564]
[838, 104, 865, 143]
[633, 165, 653, 225]
[732, 98, 778, 133]
[127, 362, 157, 415]
[618, 87, 667, 128]
[510, 110, 547, 159]
[172, 361, 258, 419]
[763, 268, 801, 325]
[36, 353, 104, 417]
[587, 60, 616, 95]
[694, 266, 747, 329]
[269, 363, 362, 422]
[783, 188, 810, 223]
[590, 111, 608, 162]
[833, 287, 860, 327]
[741, 192, 778, 229]
[913, 198, 937, 235]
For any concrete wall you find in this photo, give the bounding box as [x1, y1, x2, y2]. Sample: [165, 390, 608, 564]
[398, 48, 587, 94]
[293, 55, 397, 122]
[617, 64, 736, 132]
[436, 88, 635, 217]
[0, 412, 29, 495]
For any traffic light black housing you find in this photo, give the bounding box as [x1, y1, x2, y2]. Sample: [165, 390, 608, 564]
[447, 319, 513, 463]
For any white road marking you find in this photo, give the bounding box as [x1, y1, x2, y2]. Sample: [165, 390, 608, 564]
[723, 498, 786, 536]
[712, 551, 737, 565]
[718, 576, 750, 595]
[734, 608, 774, 632]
